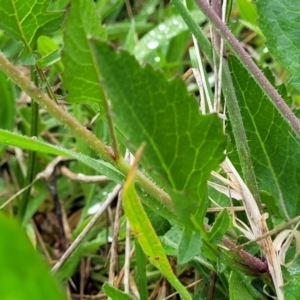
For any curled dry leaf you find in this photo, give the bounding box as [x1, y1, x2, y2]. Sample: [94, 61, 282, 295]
[273, 225, 300, 268]
[210, 157, 284, 300]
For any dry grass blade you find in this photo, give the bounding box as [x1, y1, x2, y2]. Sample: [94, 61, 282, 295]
[219, 157, 284, 299]
[51, 184, 122, 274]
[273, 223, 300, 268]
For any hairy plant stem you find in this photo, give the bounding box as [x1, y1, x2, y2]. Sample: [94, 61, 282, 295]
[17, 66, 39, 221]
[194, 0, 300, 136]
[0, 51, 175, 222]
[103, 91, 121, 161]
[172, 0, 262, 211]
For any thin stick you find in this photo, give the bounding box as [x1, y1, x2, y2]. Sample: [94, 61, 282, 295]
[108, 192, 123, 289]
[236, 214, 300, 250]
[194, 0, 300, 136]
[51, 184, 122, 273]
[124, 221, 131, 294]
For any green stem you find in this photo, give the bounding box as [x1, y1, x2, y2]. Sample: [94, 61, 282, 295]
[103, 91, 121, 161]
[172, 0, 262, 211]
[0, 52, 115, 164]
[222, 62, 262, 211]
[18, 66, 39, 222]
[134, 238, 148, 300]
[0, 51, 175, 222]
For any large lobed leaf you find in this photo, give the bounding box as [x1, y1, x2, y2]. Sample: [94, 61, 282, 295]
[256, 0, 300, 90]
[0, 0, 63, 61]
[229, 56, 300, 219]
[91, 40, 226, 228]
[62, 0, 107, 106]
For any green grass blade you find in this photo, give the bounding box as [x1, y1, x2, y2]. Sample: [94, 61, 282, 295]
[102, 283, 135, 300]
[134, 11, 205, 61]
[122, 146, 192, 300]
[134, 238, 148, 300]
[0, 129, 124, 183]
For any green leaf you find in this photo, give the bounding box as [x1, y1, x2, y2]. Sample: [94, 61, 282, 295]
[37, 36, 64, 72]
[37, 48, 61, 69]
[0, 0, 63, 61]
[178, 228, 202, 264]
[134, 11, 205, 61]
[0, 71, 15, 152]
[0, 129, 124, 183]
[62, 0, 106, 106]
[229, 272, 253, 300]
[122, 151, 192, 300]
[160, 225, 214, 270]
[134, 239, 148, 300]
[106, 22, 153, 41]
[0, 213, 67, 300]
[55, 246, 82, 282]
[283, 276, 300, 299]
[0, 129, 176, 223]
[256, 0, 300, 90]
[236, 0, 258, 26]
[207, 209, 230, 244]
[102, 283, 135, 300]
[90, 40, 226, 229]
[228, 56, 300, 220]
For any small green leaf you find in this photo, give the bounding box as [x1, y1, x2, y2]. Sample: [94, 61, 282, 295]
[236, 0, 258, 26]
[37, 36, 64, 72]
[160, 225, 214, 270]
[37, 49, 61, 69]
[228, 56, 300, 219]
[229, 272, 253, 300]
[207, 209, 230, 244]
[0, 213, 67, 300]
[90, 40, 226, 229]
[102, 283, 135, 300]
[178, 228, 202, 264]
[0, 0, 63, 61]
[55, 246, 82, 282]
[122, 147, 192, 300]
[62, 0, 106, 106]
[256, 0, 300, 90]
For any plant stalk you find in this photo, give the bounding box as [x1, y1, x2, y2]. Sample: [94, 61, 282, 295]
[0, 51, 175, 221]
[194, 0, 300, 136]
[172, 0, 262, 210]
[17, 66, 39, 221]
